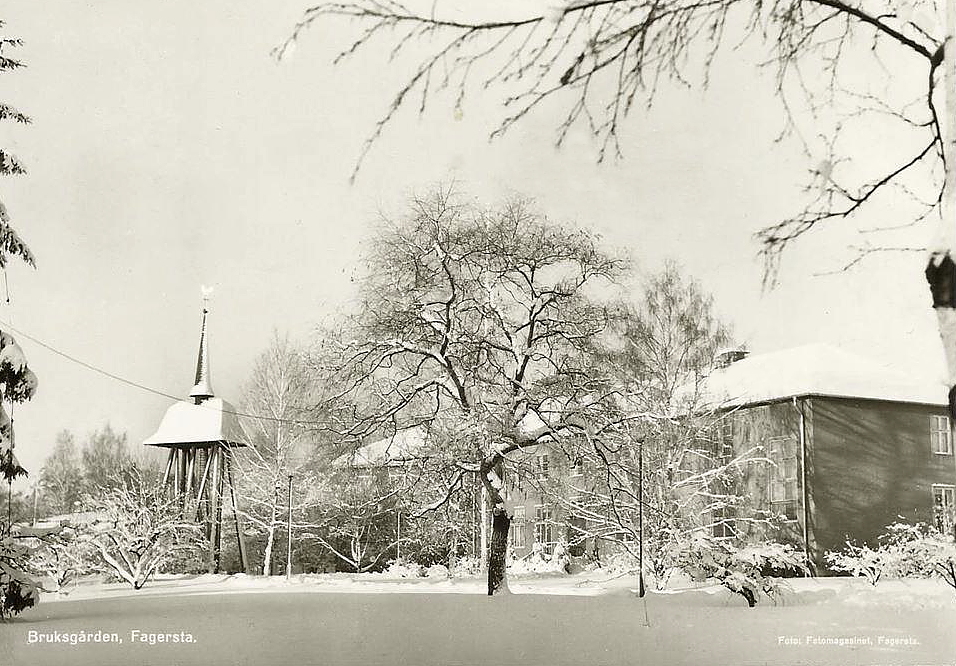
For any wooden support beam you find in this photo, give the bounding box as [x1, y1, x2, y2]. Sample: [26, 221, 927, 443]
[161, 449, 175, 489]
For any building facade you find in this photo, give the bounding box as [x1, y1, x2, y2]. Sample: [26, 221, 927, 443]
[700, 345, 956, 570]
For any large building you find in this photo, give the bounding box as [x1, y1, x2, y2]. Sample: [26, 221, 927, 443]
[340, 344, 956, 571]
[699, 344, 955, 569]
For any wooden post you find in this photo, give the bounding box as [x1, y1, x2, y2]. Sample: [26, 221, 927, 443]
[285, 473, 294, 579]
[225, 450, 248, 574]
[638, 440, 645, 598]
[209, 445, 222, 573]
[479, 483, 488, 568]
[175, 449, 185, 499]
[161, 449, 175, 489]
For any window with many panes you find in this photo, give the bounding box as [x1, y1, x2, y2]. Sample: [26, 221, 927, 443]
[510, 506, 527, 550]
[933, 485, 955, 535]
[534, 504, 554, 553]
[931, 415, 953, 455]
[536, 454, 550, 478]
[769, 436, 798, 520]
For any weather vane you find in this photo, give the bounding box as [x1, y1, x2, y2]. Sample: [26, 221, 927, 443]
[201, 285, 214, 312]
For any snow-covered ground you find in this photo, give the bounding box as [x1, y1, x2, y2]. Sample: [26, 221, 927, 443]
[3, 572, 954, 665]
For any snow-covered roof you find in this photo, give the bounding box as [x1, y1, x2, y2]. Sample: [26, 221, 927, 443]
[143, 398, 247, 447]
[335, 427, 430, 468]
[695, 344, 946, 409]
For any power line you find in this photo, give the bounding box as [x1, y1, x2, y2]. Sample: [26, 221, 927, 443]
[0, 318, 326, 426]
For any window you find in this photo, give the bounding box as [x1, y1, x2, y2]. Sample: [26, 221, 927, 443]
[510, 522, 526, 549]
[712, 503, 735, 538]
[931, 415, 953, 455]
[933, 485, 955, 534]
[768, 436, 798, 520]
[570, 458, 585, 477]
[536, 454, 550, 478]
[534, 504, 554, 553]
[717, 417, 734, 463]
[510, 507, 527, 549]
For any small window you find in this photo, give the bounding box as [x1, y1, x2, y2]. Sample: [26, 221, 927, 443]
[933, 485, 955, 534]
[931, 415, 953, 455]
[512, 505, 526, 522]
[712, 503, 735, 538]
[536, 454, 550, 478]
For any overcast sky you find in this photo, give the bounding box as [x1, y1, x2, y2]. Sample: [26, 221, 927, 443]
[1, 1, 945, 476]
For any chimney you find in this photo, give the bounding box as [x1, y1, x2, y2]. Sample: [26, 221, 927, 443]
[714, 348, 749, 369]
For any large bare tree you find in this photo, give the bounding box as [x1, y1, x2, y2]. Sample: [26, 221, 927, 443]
[326, 189, 626, 593]
[279, 0, 956, 417]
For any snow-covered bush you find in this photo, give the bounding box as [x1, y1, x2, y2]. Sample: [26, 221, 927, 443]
[680, 535, 807, 607]
[382, 559, 424, 578]
[448, 556, 481, 577]
[0, 536, 41, 619]
[425, 563, 449, 578]
[825, 522, 956, 591]
[79, 471, 206, 589]
[28, 524, 93, 593]
[824, 541, 885, 585]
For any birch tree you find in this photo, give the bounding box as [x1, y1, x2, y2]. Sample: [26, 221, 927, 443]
[540, 265, 768, 586]
[325, 189, 625, 594]
[280, 0, 956, 419]
[233, 333, 323, 576]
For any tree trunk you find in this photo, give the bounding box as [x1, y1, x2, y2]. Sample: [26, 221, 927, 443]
[262, 525, 276, 576]
[487, 508, 511, 596]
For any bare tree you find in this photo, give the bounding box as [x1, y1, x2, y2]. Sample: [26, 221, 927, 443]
[233, 333, 323, 575]
[280, 1, 956, 416]
[79, 470, 206, 590]
[301, 469, 407, 572]
[323, 188, 626, 594]
[536, 265, 771, 586]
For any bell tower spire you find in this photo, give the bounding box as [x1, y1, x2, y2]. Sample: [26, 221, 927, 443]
[189, 286, 215, 403]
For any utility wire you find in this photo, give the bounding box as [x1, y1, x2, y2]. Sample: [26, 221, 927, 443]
[0, 318, 326, 426]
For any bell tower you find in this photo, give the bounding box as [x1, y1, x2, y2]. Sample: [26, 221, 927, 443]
[144, 291, 248, 572]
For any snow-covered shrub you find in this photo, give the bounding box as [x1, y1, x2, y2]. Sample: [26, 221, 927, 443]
[425, 564, 449, 578]
[599, 550, 640, 576]
[0, 536, 41, 618]
[680, 535, 807, 607]
[825, 522, 956, 591]
[448, 556, 481, 577]
[28, 524, 93, 593]
[382, 559, 424, 578]
[79, 471, 206, 589]
[825, 541, 885, 585]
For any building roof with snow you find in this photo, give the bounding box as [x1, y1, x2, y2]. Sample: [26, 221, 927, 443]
[695, 344, 947, 409]
[334, 427, 431, 468]
[144, 397, 246, 447]
[143, 303, 247, 448]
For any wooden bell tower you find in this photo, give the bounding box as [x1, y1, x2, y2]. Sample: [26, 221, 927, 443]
[143, 293, 248, 572]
